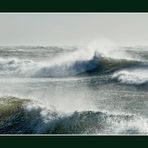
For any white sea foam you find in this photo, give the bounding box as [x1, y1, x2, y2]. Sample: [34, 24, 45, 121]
[112, 68, 148, 85]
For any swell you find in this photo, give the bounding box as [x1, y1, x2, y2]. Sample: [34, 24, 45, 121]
[0, 96, 148, 134]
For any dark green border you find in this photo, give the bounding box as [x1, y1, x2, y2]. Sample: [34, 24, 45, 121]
[0, 0, 148, 12]
[0, 136, 148, 147]
[0, 0, 148, 147]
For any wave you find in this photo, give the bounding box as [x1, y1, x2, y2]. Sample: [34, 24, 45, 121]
[0, 39, 147, 78]
[112, 68, 148, 85]
[0, 96, 148, 134]
[0, 51, 145, 78]
[0, 57, 98, 77]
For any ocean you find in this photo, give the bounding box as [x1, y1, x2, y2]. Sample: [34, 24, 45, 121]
[0, 43, 148, 135]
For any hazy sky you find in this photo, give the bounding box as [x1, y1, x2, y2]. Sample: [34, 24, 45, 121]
[0, 13, 148, 46]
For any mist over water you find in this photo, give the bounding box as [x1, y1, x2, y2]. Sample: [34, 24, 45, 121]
[0, 39, 148, 134]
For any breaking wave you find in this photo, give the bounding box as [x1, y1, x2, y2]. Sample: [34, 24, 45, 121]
[0, 96, 148, 134]
[0, 49, 145, 78]
[112, 68, 148, 85]
[0, 39, 147, 78]
[0, 57, 98, 77]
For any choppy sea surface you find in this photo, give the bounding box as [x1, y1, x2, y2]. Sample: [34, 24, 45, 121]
[0, 44, 148, 135]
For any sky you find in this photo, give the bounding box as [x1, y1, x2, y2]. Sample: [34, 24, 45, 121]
[0, 13, 148, 46]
